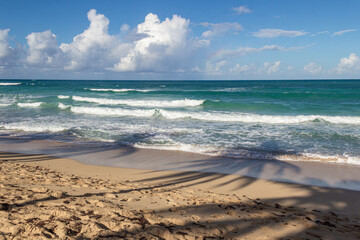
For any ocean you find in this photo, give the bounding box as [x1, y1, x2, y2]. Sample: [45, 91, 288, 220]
[1, 79, 360, 166]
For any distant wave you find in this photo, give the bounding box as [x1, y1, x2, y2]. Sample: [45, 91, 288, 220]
[86, 88, 154, 93]
[17, 102, 43, 108]
[57, 95, 70, 99]
[0, 82, 21, 86]
[60, 104, 360, 125]
[72, 96, 205, 107]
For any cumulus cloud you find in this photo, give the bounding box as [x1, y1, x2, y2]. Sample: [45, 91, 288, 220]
[59, 9, 124, 70]
[262, 61, 281, 75]
[0, 29, 11, 59]
[252, 29, 308, 38]
[304, 62, 322, 74]
[229, 61, 281, 75]
[204, 60, 227, 75]
[113, 13, 195, 72]
[26, 30, 59, 66]
[0, 29, 18, 66]
[232, 6, 251, 15]
[1, 9, 207, 75]
[230, 64, 256, 74]
[335, 53, 359, 73]
[332, 29, 358, 36]
[200, 22, 243, 38]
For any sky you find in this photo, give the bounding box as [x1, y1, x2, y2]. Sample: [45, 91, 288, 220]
[0, 0, 359, 80]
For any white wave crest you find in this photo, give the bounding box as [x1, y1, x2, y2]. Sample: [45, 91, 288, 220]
[61, 104, 360, 125]
[58, 95, 70, 99]
[0, 82, 21, 86]
[17, 102, 43, 108]
[69, 106, 155, 117]
[159, 110, 360, 124]
[86, 88, 153, 92]
[72, 96, 204, 107]
[58, 103, 70, 109]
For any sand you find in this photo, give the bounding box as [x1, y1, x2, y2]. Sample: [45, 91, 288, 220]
[1, 151, 360, 240]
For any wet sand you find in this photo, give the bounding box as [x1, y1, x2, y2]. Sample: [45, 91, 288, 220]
[1, 136, 360, 192]
[1, 150, 360, 239]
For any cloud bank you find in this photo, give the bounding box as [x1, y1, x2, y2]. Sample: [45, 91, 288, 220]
[1, 9, 204, 75]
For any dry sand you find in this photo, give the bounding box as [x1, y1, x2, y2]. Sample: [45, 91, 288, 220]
[0, 151, 360, 239]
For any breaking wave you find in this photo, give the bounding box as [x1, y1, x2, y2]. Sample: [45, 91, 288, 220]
[72, 96, 204, 107]
[86, 88, 154, 92]
[0, 82, 21, 86]
[17, 102, 43, 108]
[58, 95, 70, 99]
[60, 104, 360, 125]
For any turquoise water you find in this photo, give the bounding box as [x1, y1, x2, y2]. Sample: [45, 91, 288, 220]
[1, 79, 360, 165]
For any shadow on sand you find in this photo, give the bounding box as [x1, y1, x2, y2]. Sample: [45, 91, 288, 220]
[1, 150, 360, 239]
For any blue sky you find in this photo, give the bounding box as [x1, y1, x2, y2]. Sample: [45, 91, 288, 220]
[0, 0, 359, 80]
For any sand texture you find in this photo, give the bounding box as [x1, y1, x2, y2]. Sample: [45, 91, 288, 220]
[0, 152, 360, 239]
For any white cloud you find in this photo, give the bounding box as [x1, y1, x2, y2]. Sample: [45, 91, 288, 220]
[230, 61, 281, 76]
[204, 60, 227, 75]
[311, 31, 329, 36]
[120, 24, 130, 32]
[200, 22, 243, 38]
[191, 66, 202, 72]
[252, 29, 308, 38]
[332, 29, 357, 36]
[0, 29, 18, 65]
[0, 29, 11, 59]
[26, 30, 59, 65]
[262, 61, 281, 75]
[1, 10, 206, 75]
[230, 64, 256, 74]
[335, 53, 359, 73]
[232, 6, 251, 15]
[304, 62, 322, 74]
[214, 44, 305, 60]
[114, 13, 196, 72]
[59, 9, 124, 70]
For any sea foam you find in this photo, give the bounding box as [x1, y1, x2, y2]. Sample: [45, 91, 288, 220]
[2, 124, 67, 132]
[0, 103, 11, 107]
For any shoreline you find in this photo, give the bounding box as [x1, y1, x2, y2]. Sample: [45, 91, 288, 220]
[1, 151, 360, 239]
[1, 136, 360, 191]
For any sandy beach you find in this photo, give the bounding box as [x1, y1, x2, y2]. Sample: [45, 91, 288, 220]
[1, 146, 360, 239]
